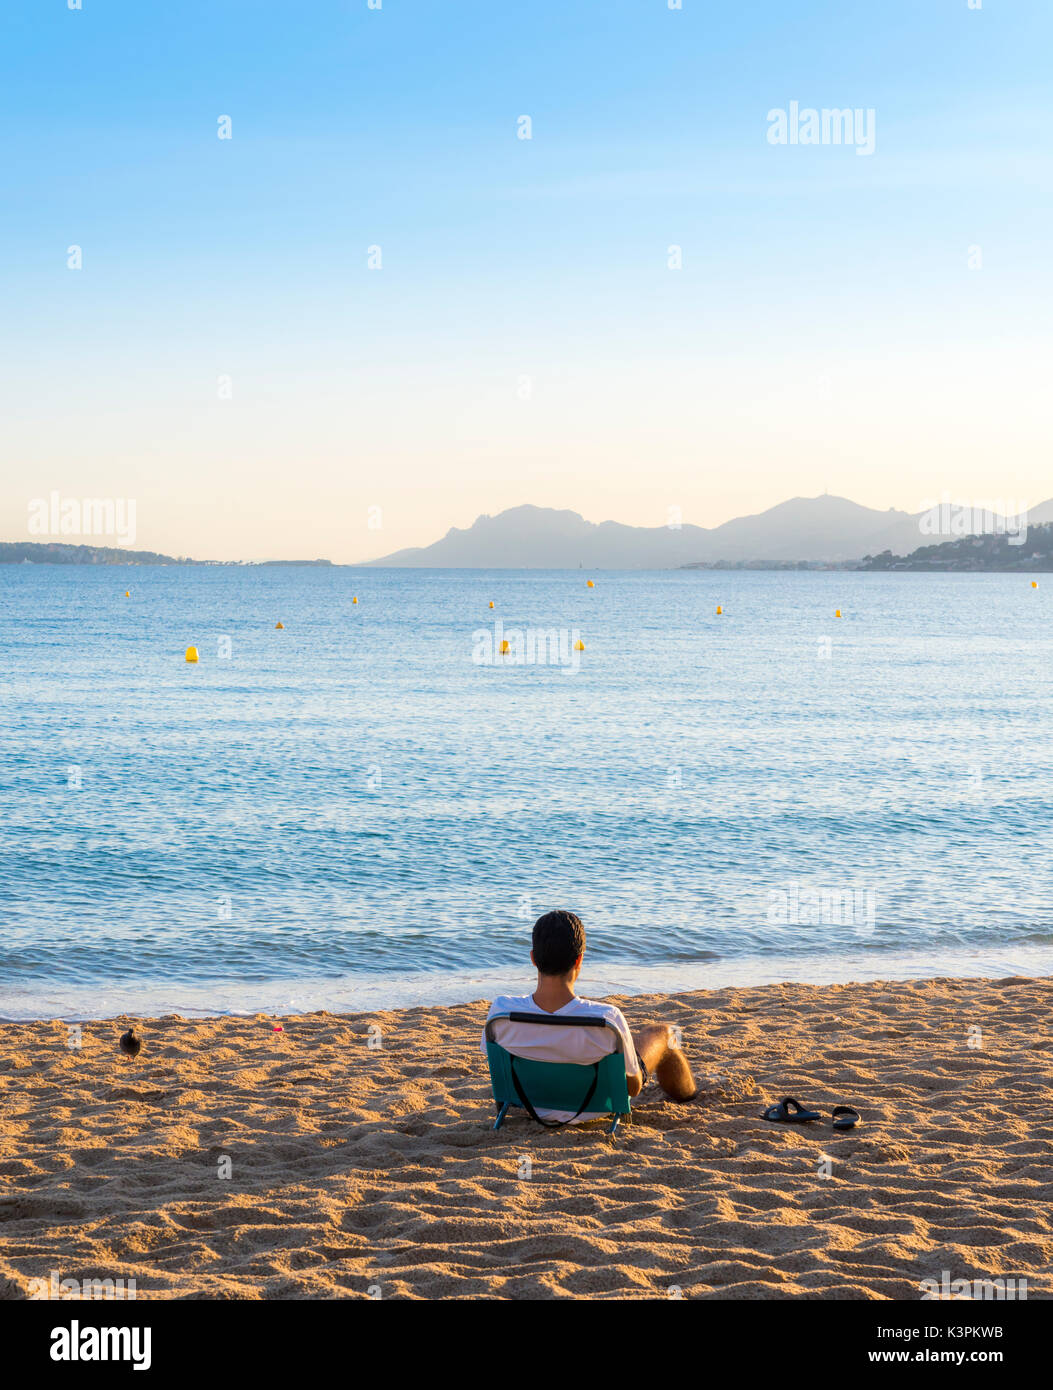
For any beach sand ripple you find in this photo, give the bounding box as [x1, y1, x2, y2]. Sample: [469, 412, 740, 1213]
[1, 978, 1050, 1300]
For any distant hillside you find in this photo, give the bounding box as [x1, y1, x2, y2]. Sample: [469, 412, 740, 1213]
[0, 541, 190, 565]
[363, 496, 956, 568]
[859, 523, 1053, 572]
[9, 494, 1051, 570]
[363, 505, 713, 568]
[0, 542, 333, 566]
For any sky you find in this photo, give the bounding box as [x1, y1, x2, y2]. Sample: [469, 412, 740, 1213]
[1, 0, 1051, 561]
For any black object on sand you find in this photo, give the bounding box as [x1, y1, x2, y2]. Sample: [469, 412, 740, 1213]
[761, 1096, 862, 1129]
[119, 1028, 142, 1060]
[761, 1096, 822, 1123]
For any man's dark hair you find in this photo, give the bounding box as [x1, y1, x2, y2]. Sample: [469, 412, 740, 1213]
[532, 910, 586, 977]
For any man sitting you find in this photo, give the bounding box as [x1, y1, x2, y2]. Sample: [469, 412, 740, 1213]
[481, 909, 697, 1118]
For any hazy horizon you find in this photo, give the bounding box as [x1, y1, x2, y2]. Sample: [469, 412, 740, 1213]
[9, 488, 1053, 566]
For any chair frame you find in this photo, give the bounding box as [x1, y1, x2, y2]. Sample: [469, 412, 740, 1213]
[485, 1011, 633, 1136]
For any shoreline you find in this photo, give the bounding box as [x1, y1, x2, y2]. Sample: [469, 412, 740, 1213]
[5, 942, 1053, 1024]
[2, 972, 1051, 1300]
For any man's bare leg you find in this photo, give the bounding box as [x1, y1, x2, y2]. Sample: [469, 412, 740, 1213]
[630, 1023, 697, 1101]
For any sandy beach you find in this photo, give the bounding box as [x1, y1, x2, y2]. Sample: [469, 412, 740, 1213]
[1, 975, 1051, 1301]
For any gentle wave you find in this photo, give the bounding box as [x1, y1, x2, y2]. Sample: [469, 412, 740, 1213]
[2, 565, 1052, 1017]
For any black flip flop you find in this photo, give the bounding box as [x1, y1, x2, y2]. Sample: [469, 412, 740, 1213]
[761, 1096, 823, 1123]
[831, 1105, 861, 1131]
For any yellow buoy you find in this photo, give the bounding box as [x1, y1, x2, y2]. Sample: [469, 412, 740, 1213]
[275, 621, 284, 629]
[716, 606, 722, 615]
[489, 601, 494, 609]
[124, 590, 130, 598]
[499, 639, 510, 654]
[185, 646, 199, 663]
[1032, 581, 1038, 588]
[835, 609, 842, 618]
[352, 597, 358, 604]
[574, 639, 585, 651]
[586, 579, 594, 588]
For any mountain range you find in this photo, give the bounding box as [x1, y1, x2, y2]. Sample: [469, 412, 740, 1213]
[6, 494, 1053, 569]
[363, 495, 1053, 568]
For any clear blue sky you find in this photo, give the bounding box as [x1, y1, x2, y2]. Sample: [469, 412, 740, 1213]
[2, 0, 1050, 559]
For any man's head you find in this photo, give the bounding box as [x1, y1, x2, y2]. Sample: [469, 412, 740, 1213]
[530, 909, 586, 981]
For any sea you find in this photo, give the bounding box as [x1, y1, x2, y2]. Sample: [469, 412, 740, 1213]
[2, 564, 1051, 1020]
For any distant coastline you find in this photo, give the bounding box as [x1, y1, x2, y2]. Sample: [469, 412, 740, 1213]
[856, 521, 1053, 572]
[4, 508, 1052, 573]
[0, 542, 334, 567]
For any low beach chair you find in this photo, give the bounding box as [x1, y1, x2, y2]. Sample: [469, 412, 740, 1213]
[484, 1011, 633, 1135]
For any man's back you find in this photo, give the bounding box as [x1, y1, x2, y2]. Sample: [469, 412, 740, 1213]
[481, 992, 641, 1124]
[481, 993, 639, 1069]
[482, 910, 697, 1120]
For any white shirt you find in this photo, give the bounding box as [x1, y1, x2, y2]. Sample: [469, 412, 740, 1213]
[481, 993, 641, 1123]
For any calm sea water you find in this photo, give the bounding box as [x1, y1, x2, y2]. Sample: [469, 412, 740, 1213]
[2, 565, 1052, 1020]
